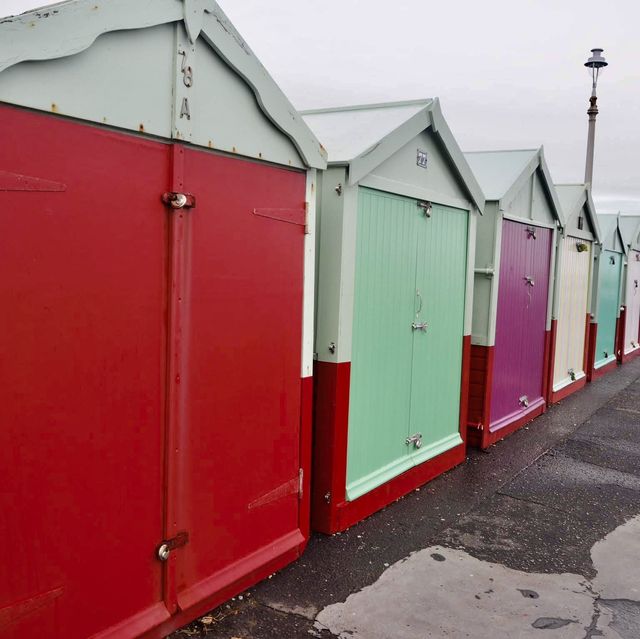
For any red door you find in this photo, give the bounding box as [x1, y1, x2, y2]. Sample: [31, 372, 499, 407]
[169, 147, 307, 612]
[0, 107, 168, 638]
[0, 107, 308, 639]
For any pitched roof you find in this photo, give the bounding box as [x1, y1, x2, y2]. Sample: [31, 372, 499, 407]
[0, 0, 327, 169]
[619, 215, 640, 251]
[597, 214, 626, 254]
[554, 183, 601, 243]
[463, 149, 538, 201]
[463, 147, 564, 225]
[301, 99, 485, 212]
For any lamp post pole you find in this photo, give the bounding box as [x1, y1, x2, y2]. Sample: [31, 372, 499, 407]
[584, 48, 608, 185]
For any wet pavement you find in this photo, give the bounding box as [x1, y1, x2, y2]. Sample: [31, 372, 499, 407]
[170, 358, 640, 638]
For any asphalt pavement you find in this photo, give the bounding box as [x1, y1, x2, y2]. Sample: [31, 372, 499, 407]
[170, 357, 640, 639]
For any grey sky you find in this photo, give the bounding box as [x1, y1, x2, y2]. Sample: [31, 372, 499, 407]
[3, 0, 639, 212]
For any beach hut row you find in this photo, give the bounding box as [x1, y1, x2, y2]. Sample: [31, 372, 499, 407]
[1, 3, 639, 638]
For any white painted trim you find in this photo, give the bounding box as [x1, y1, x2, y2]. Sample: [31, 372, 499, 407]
[552, 370, 586, 392]
[336, 183, 359, 363]
[500, 213, 557, 230]
[301, 169, 316, 378]
[464, 210, 477, 336]
[358, 174, 472, 212]
[486, 211, 504, 347]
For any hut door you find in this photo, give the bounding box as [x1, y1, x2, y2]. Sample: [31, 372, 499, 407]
[624, 250, 640, 354]
[168, 146, 307, 614]
[490, 220, 552, 428]
[347, 190, 467, 501]
[552, 237, 591, 390]
[347, 190, 417, 500]
[595, 250, 621, 367]
[408, 204, 467, 463]
[0, 107, 167, 639]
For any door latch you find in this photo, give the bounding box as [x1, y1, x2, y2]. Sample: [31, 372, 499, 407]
[162, 192, 196, 209]
[524, 276, 535, 287]
[519, 395, 529, 408]
[568, 368, 576, 381]
[157, 531, 189, 561]
[411, 321, 428, 332]
[406, 433, 423, 449]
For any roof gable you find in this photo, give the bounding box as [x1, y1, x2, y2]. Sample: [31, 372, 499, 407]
[619, 215, 640, 252]
[555, 183, 601, 242]
[464, 147, 564, 226]
[0, 0, 326, 169]
[302, 98, 485, 212]
[598, 214, 627, 254]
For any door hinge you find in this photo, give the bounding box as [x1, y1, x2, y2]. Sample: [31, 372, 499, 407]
[298, 468, 304, 499]
[162, 192, 196, 209]
[157, 531, 189, 561]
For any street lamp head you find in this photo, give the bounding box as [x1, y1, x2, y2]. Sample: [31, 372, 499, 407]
[585, 48, 608, 70]
[585, 48, 607, 92]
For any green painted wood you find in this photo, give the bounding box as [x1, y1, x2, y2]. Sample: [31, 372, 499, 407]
[409, 204, 467, 466]
[346, 189, 468, 500]
[347, 189, 418, 500]
[595, 249, 622, 368]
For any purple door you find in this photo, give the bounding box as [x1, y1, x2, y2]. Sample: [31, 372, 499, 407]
[490, 220, 552, 430]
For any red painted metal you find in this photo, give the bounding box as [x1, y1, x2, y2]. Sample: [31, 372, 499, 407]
[0, 106, 311, 639]
[544, 319, 558, 405]
[591, 356, 618, 380]
[586, 322, 597, 382]
[299, 375, 314, 541]
[311, 361, 351, 534]
[312, 336, 470, 535]
[617, 308, 626, 363]
[0, 105, 168, 639]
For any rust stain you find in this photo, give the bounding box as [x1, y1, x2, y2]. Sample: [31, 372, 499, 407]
[138, 123, 145, 132]
[0, 587, 63, 629]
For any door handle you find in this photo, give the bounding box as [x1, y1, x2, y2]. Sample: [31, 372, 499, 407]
[406, 433, 423, 449]
[411, 322, 428, 332]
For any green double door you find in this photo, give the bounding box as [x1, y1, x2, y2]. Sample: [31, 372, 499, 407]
[346, 188, 468, 501]
[594, 249, 622, 368]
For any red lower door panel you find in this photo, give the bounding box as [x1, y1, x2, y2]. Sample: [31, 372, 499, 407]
[0, 107, 167, 638]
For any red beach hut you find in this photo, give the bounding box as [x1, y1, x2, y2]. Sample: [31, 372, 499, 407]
[0, 2, 325, 638]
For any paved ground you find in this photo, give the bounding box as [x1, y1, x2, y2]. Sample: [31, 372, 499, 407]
[170, 358, 640, 638]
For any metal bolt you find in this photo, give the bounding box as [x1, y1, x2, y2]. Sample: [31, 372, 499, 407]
[328, 342, 336, 354]
[157, 543, 171, 561]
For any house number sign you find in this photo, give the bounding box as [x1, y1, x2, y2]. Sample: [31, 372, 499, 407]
[416, 149, 428, 168]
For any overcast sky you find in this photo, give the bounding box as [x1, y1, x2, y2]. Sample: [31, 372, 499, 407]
[3, 0, 639, 213]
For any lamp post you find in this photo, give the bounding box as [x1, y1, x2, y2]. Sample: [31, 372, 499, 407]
[584, 48, 608, 185]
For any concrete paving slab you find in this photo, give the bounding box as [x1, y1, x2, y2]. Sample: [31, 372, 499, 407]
[314, 545, 616, 639]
